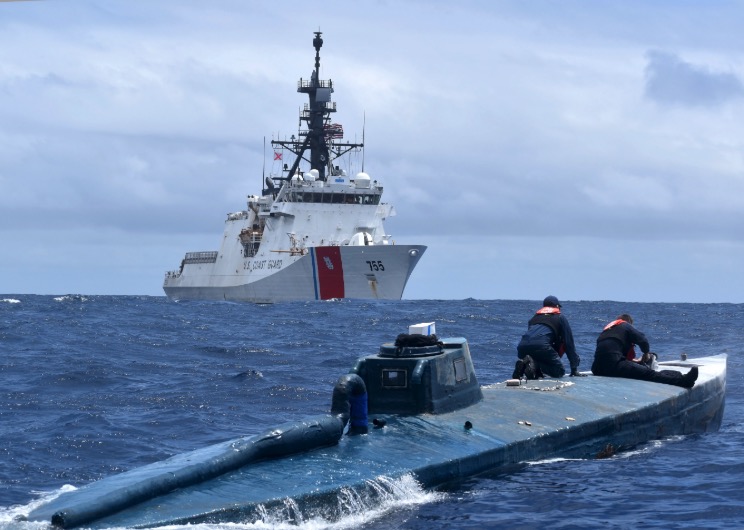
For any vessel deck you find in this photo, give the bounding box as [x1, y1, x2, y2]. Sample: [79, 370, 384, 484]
[28, 356, 725, 528]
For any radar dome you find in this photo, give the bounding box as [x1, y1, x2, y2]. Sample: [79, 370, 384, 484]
[355, 172, 371, 189]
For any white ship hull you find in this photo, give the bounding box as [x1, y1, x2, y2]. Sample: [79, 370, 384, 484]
[164, 245, 425, 303]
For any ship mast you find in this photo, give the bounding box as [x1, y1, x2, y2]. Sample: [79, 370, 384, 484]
[267, 32, 363, 194]
[305, 31, 332, 181]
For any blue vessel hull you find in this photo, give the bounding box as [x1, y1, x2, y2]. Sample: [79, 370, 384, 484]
[27, 351, 725, 529]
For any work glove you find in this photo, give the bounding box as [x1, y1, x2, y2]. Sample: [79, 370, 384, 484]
[640, 352, 657, 364]
[570, 368, 587, 377]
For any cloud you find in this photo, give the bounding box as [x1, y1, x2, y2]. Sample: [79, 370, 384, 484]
[644, 50, 744, 107]
[1, 1, 743, 301]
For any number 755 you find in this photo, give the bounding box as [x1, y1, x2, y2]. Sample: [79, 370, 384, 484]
[366, 260, 385, 272]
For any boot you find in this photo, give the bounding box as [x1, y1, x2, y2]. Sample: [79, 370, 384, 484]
[523, 355, 539, 380]
[512, 359, 526, 380]
[681, 366, 698, 389]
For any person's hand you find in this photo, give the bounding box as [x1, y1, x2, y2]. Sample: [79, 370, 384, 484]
[641, 352, 657, 364]
[570, 369, 587, 377]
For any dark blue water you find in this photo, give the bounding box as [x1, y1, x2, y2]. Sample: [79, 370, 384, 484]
[1, 296, 742, 529]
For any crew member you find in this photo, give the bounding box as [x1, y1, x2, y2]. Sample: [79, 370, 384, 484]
[513, 295, 582, 379]
[592, 314, 698, 388]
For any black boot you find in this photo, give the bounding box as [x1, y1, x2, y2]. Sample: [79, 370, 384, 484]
[681, 366, 699, 389]
[523, 355, 539, 380]
[512, 359, 526, 379]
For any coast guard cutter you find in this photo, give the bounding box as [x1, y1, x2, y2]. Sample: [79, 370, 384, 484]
[163, 32, 425, 302]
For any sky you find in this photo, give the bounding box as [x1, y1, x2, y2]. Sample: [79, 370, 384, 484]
[1, 0, 743, 303]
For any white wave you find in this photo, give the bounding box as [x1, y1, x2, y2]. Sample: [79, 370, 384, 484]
[121, 474, 442, 530]
[525, 435, 689, 466]
[245, 474, 441, 530]
[615, 435, 686, 459]
[53, 295, 89, 302]
[0, 485, 77, 530]
[1, 298, 21, 304]
[527, 456, 576, 466]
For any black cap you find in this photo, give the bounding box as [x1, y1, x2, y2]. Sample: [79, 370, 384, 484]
[543, 295, 561, 308]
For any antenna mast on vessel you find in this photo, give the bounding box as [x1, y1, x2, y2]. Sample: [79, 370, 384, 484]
[266, 32, 364, 194]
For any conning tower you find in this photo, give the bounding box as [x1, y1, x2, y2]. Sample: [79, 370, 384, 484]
[351, 337, 483, 415]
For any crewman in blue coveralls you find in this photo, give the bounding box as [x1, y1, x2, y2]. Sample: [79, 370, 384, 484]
[513, 295, 583, 380]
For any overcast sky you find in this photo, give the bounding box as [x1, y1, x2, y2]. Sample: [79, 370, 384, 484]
[1, 0, 742, 303]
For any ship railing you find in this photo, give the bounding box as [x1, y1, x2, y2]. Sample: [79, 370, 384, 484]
[301, 102, 336, 116]
[183, 251, 218, 264]
[297, 78, 333, 89]
[284, 189, 382, 205]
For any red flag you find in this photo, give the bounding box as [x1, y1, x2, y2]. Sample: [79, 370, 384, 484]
[273, 151, 282, 160]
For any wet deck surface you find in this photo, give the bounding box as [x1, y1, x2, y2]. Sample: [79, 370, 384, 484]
[29, 356, 725, 529]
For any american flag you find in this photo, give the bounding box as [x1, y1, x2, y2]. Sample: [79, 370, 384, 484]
[324, 123, 344, 139]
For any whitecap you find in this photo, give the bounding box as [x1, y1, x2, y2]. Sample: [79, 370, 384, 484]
[147, 474, 441, 530]
[0, 485, 77, 530]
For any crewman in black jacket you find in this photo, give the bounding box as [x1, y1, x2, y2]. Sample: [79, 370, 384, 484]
[592, 313, 698, 388]
[513, 295, 582, 379]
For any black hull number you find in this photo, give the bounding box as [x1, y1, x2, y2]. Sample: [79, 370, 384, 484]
[366, 260, 385, 272]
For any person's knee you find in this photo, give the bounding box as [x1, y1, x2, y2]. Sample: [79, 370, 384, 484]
[538, 361, 565, 378]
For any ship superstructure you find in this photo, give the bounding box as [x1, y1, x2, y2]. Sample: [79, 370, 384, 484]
[163, 32, 425, 302]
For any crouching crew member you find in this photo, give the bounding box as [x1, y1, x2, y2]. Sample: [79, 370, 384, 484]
[592, 314, 698, 388]
[514, 295, 582, 379]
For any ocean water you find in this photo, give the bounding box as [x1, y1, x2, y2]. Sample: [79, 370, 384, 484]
[1, 296, 742, 529]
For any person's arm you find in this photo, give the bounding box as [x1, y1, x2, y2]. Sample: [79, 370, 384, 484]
[561, 316, 582, 375]
[626, 324, 650, 354]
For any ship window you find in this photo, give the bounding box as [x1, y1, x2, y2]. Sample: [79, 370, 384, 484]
[454, 358, 467, 382]
[382, 369, 408, 388]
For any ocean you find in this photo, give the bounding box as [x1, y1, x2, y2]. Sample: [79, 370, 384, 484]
[1, 296, 742, 529]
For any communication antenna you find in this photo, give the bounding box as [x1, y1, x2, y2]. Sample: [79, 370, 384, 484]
[362, 112, 366, 172]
